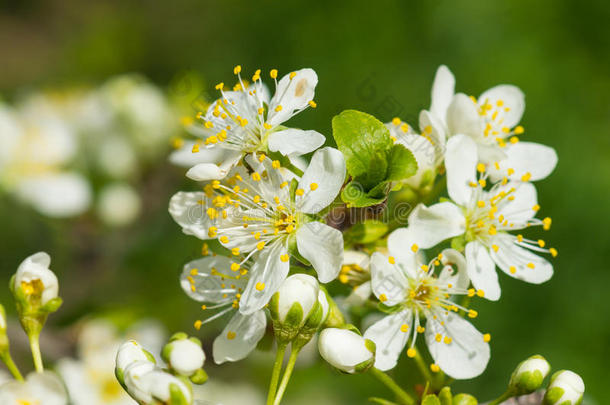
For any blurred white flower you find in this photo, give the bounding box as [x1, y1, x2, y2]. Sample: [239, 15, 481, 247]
[97, 183, 142, 227]
[57, 319, 165, 405]
[13, 252, 59, 306]
[0, 371, 68, 405]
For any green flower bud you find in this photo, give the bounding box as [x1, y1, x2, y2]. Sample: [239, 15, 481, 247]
[452, 393, 477, 405]
[438, 387, 452, 405]
[318, 327, 375, 374]
[509, 354, 550, 395]
[0, 304, 7, 352]
[162, 334, 206, 377]
[543, 370, 584, 405]
[422, 394, 441, 405]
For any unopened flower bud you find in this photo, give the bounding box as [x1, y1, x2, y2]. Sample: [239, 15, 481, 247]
[543, 370, 584, 405]
[115, 340, 156, 385]
[162, 333, 206, 377]
[452, 393, 477, 405]
[270, 274, 321, 343]
[509, 355, 550, 394]
[318, 327, 375, 374]
[11, 252, 60, 308]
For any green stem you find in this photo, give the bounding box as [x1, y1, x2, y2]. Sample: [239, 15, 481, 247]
[413, 350, 434, 384]
[266, 342, 287, 405]
[0, 352, 24, 381]
[488, 389, 515, 405]
[272, 346, 300, 405]
[369, 367, 415, 405]
[29, 333, 44, 373]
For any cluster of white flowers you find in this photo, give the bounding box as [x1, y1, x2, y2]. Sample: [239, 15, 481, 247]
[165, 65, 586, 405]
[0, 75, 180, 224]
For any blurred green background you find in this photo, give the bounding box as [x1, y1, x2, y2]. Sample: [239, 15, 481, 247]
[1, 0, 608, 403]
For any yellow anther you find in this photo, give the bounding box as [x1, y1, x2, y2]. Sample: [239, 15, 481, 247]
[477, 200, 485, 208]
[543, 217, 552, 230]
[477, 163, 486, 173]
[280, 254, 290, 262]
[233, 65, 242, 74]
[208, 227, 218, 238]
[521, 172, 532, 182]
[231, 263, 241, 271]
[257, 107, 265, 115]
[488, 225, 497, 235]
[430, 364, 440, 373]
[231, 247, 240, 256]
[205, 121, 214, 129]
[190, 268, 199, 276]
[263, 122, 272, 130]
[255, 282, 265, 291]
[275, 105, 283, 112]
[252, 172, 261, 181]
[467, 288, 476, 297]
[407, 348, 416, 358]
[400, 123, 409, 133]
[538, 239, 546, 247]
[227, 331, 236, 340]
[526, 262, 535, 269]
[517, 234, 524, 242]
[220, 236, 229, 244]
[309, 183, 318, 191]
[308, 100, 317, 108]
[514, 125, 524, 134]
[272, 160, 281, 169]
[416, 326, 425, 333]
[379, 293, 388, 302]
[476, 289, 485, 298]
[295, 188, 305, 196]
[507, 168, 515, 176]
[280, 181, 288, 188]
[192, 143, 200, 153]
[240, 118, 248, 127]
[215, 82, 224, 90]
[483, 333, 491, 342]
[256, 241, 265, 250]
[392, 117, 401, 126]
[194, 320, 203, 330]
[478, 179, 487, 187]
[510, 136, 519, 144]
[435, 333, 442, 342]
[549, 248, 558, 257]
[509, 266, 517, 274]
[400, 324, 409, 332]
[388, 256, 395, 264]
[444, 336, 452, 344]
[421, 265, 429, 272]
[491, 244, 499, 252]
[258, 153, 266, 162]
[289, 72, 297, 79]
[411, 244, 419, 253]
[270, 69, 278, 79]
[468, 310, 478, 318]
[201, 305, 207, 310]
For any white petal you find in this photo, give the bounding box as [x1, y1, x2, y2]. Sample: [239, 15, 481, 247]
[439, 248, 470, 290]
[425, 311, 490, 379]
[16, 173, 91, 217]
[297, 147, 346, 214]
[186, 149, 242, 181]
[238, 242, 290, 314]
[393, 133, 437, 188]
[180, 256, 246, 303]
[386, 228, 419, 275]
[169, 191, 215, 240]
[445, 134, 477, 206]
[478, 85, 525, 128]
[407, 202, 466, 248]
[430, 65, 455, 123]
[343, 250, 370, 268]
[489, 142, 558, 182]
[369, 252, 408, 305]
[267, 68, 318, 126]
[267, 128, 325, 156]
[447, 93, 483, 138]
[364, 310, 412, 371]
[419, 110, 447, 159]
[491, 181, 538, 227]
[169, 142, 236, 168]
[465, 241, 501, 301]
[296, 222, 343, 283]
[213, 310, 266, 364]
[490, 233, 553, 284]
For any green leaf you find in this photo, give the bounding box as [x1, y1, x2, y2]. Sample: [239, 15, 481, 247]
[332, 110, 392, 189]
[345, 220, 389, 244]
[386, 143, 418, 181]
[341, 181, 386, 207]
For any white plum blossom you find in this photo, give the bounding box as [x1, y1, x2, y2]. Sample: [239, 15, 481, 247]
[363, 229, 490, 379]
[406, 135, 556, 301]
[426, 65, 557, 182]
[171, 147, 346, 314]
[180, 255, 267, 364]
[171, 67, 324, 181]
[0, 371, 68, 405]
